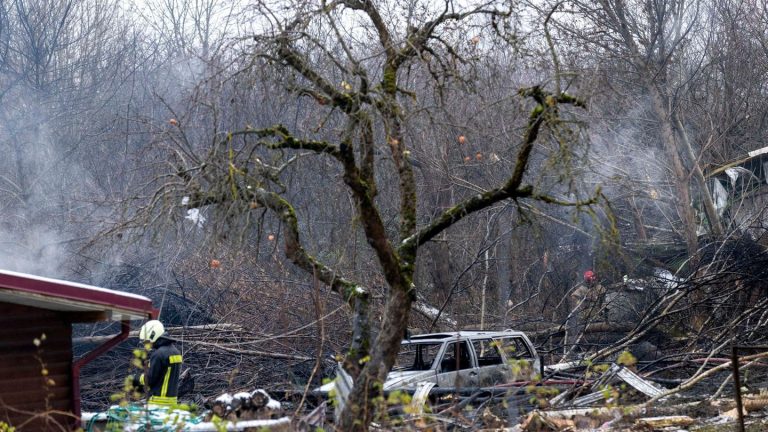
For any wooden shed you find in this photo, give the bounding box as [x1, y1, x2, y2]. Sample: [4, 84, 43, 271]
[0, 269, 155, 431]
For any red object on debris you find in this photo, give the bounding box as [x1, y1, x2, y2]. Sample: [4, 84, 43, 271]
[584, 270, 596, 284]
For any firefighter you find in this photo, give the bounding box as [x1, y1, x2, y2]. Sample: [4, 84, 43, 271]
[133, 320, 183, 406]
[583, 269, 597, 287]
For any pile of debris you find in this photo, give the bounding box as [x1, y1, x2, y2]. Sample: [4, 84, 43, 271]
[204, 389, 284, 421]
[310, 358, 768, 430]
[547, 363, 665, 408]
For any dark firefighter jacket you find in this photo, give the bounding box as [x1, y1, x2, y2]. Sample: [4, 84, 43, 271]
[138, 337, 183, 406]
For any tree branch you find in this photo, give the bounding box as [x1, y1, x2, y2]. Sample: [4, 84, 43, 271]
[402, 87, 588, 252]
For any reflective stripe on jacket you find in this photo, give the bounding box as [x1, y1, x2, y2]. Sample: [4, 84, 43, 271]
[140, 337, 182, 406]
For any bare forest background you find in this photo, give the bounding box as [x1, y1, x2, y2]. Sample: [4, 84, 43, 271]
[2, 0, 768, 428]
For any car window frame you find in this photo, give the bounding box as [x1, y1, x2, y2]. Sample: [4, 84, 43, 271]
[495, 336, 534, 361]
[438, 339, 475, 372]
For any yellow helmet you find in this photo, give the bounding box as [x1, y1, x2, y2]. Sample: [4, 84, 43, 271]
[139, 320, 165, 343]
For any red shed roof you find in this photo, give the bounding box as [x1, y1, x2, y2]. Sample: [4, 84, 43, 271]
[0, 269, 154, 321]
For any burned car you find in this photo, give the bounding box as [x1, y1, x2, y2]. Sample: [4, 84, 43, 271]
[384, 330, 540, 390]
[319, 330, 540, 394]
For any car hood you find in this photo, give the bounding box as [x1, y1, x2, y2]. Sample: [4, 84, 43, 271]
[383, 370, 436, 390]
[314, 369, 436, 393]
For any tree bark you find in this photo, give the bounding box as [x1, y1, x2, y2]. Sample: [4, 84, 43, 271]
[675, 114, 723, 237]
[497, 208, 512, 326]
[649, 85, 699, 257]
[337, 281, 413, 431]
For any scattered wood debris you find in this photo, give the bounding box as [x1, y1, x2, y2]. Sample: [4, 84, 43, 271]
[520, 407, 625, 431]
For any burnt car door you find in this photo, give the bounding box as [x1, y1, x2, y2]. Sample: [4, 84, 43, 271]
[436, 340, 478, 388]
[471, 338, 513, 386]
[496, 335, 538, 380]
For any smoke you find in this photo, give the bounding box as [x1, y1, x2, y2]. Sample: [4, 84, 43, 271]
[0, 86, 92, 279]
[587, 97, 667, 195]
[0, 228, 70, 278]
[0, 1, 218, 282]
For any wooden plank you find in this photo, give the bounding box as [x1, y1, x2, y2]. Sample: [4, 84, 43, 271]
[635, 416, 695, 428]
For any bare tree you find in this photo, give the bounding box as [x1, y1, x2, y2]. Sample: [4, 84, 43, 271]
[114, 1, 604, 429]
[134, 0, 240, 60]
[0, 0, 153, 276]
[558, 0, 723, 258]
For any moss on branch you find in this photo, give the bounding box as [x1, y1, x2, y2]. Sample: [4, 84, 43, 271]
[229, 126, 342, 159]
[400, 87, 590, 253]
[382, 66, 397, 95]
[184, 168, 366, 304]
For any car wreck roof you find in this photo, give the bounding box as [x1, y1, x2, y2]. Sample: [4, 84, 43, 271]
[405, 329, 527, 341]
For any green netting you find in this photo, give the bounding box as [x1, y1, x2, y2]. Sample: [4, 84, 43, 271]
[84, 404, 203, 432]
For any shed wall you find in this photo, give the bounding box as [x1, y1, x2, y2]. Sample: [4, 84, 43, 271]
[0, 302, 74, 430]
